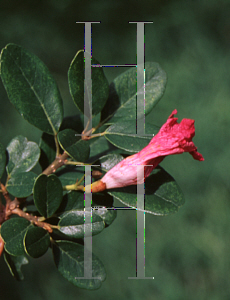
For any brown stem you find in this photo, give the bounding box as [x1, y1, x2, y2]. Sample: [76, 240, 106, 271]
[0, 205, 6, 225]
[82, 118, 91, 134]
[4, 197, 26, 218]
[54, 133, 60, 157]
[1, 183, 12, 212]
[42, 152, 69, 175]
[65, 161, 89, 166]
[0, 184, 54, 233]
[0, 148, 71, 230]
[11, 208, 53, 233]
[82, 112, 114, 140]
[81, 127, 94, 141]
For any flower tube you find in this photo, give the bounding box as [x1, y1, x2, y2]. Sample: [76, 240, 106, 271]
[84, 109, 204, 193]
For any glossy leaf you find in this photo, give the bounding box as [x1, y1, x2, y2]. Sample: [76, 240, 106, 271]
[58, 129, 90, 162]
[92, 206, 117, 226]
[60, 113, 101, 133]
[58, 191, 117, 226]
[68, 50, 109, 117]
[33, 174, 63, 218]
[89, 136, 111, 161]
[7, 136, 40, 176]
[58, 210, 105, 239]
[91, 192, 117, 225]
[108, 166, 185, 216]
[0, 43, 63, 134]
[6, 171, 37, 197]
[60, 114, 84, 133]
[104, 121, 159, 152]
[97, 153, 124, 172]
[39, 114, 87, 171]
[52, 240, 106, 290]
[101, 62, 167, 123]
[0, 143, 6, 178]
[24, 226, 50, 258]
[56, 166, 84, 186]
[1, 218, 31, 256]
[4, 252, 29, 281]
[57, 191, 84, 214]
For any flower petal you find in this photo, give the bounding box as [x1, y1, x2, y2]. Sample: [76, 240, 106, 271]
[98, 109, 204, 190]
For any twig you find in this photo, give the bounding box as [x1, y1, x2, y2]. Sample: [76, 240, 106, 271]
[64, 161, 90, 166]
[87, 132, 105, 139]
[63, 175, 85, 191]
[11, 208, 53, 233]
[0, 184, 55, 233]
[82, 118, 90, 134]
[54, 133, 60, 157]
[1, 183, 12, 211]
[42, 151, 69, 175]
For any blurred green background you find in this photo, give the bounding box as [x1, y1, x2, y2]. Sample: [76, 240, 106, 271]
[0, 0, 230, 299]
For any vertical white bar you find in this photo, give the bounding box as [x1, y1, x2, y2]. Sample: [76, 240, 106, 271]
[84, 165, 93, 278]
[76, 21, 154, 280]
[75, 22, 101, 280]
[136, 23, 145, 136]
[128, 165, 154, 280]
[84, 22, 92, 136]
[75, 164, 101, 280]
[129, 22, 154, 279]
[136, 165, 145, 278]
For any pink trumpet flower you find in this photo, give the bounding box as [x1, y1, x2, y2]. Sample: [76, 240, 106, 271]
[85, 109, 204, 193]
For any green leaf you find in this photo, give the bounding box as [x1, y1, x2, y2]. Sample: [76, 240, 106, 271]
[108, 166, 185, 216]
[92, 193, 117, 225]
[56, 166, 84, 186]
[39, 114, 87, 171]
[57, 191, 84, 214]
[89, 136, 132, 161]
[60, 115, 84, 133]
[58, 210, 105, 239]
[0, 43, 63, 134]
[1, 217, 31, 256]
[57, 190, 117, 226]
[24, 226, 50, 258]
[7, 136, 40, 176]
[92, 206, 117, 226]
[39, 133, 56, 171]
[33, 174, 63, 218]
[57, 129, 90, 162]
[6, 171, 37, 197]
[4, 252, 29, 280]
[104, 121, 159, 152]
[52, 240, 106, 290]
[68, 50, 109, 117]
[60, 113, 102, 133]
[0, 142, 6, 178]
[97, 153, 124, 172]
[101, 62, 167, 123]
[89, 136, 111, 161]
